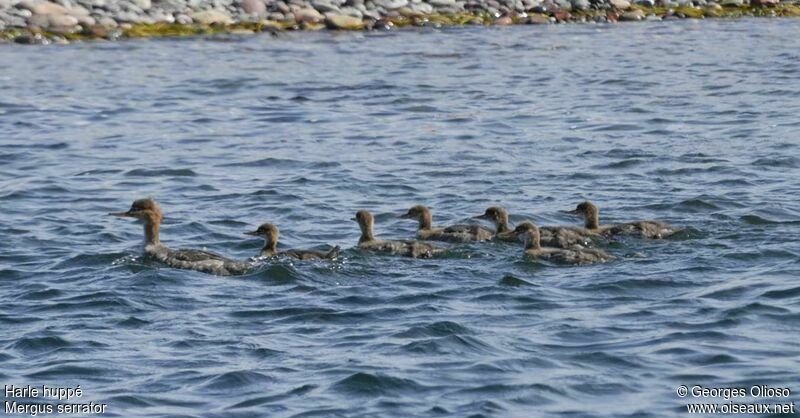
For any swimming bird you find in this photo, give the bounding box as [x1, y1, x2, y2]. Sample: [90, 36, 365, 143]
[244, 223, 340, 260]
[518, 222, 614, 265]
[353, 209, 443, 258]
[564, 201, 678, 239]
[513, 221, 602, 249]
[473, 206, 517, 241]
[399, 205, 493, 242]
[109, 198, 250, 276]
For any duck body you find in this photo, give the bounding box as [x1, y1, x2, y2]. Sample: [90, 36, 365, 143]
[518, 222, 614, 265]
[358, 238, 441, 258]
[566, 201, 679, 239]
[356, 209, 443, 258]
[401, 205, 492, 242]
[538, 225, 603, 249]
[599, 220, 676, 239]
[245, 223, 340, 261]
[524, 246, 613, 265]
[111, 198, 251, 276]
[145, 243, 250, 276]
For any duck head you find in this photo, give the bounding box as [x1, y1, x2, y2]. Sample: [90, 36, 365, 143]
[109, 198, 163, 245]
[352, 209, 375, 242]
[244, 222, 279, 253]
[399, 205, 432, 230]
[564, 201, 600, 229]
[515, 221, 541, 250]
[473, 206, 511, 233]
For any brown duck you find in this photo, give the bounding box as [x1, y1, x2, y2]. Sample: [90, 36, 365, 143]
[565, 201, 679, 239]
[354, 209, 443, 258]
[400, 205, 493, 242]
[110, 198, 250, 276]
[473, 206, 518, 241]
[244, 223, 340, 260]
[518, 222, 614, 265]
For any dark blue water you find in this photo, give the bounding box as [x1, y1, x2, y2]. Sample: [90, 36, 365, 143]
[2, 18, 800, 417]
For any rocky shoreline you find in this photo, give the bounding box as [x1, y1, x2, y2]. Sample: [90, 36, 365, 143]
[1, 0, 798, 44]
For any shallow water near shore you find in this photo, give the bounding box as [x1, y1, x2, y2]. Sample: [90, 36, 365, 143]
[2, 18, 800, 416]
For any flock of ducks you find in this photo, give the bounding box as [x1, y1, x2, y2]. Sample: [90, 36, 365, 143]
[110, 198, 680, 276]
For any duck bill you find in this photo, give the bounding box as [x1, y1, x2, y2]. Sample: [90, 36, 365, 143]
[243, 230, 260, 236]
[562, 209, 581, 216]
[109, 211, 133, 217]
[472, 214, 489, 220]
[350, 217, 358, 222]
[398, 213, 413, 219]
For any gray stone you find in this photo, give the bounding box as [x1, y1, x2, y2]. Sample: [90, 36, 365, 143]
[191, 9, 233, 23]
[97, 15, 117, 26]
[311, 0, 341, 11]
[240, 0, 266, 13]
[361, 7, 380, 17]
[132, 0, 151, 10]
[175, 13, 192, 23]
[428, 0, 455, 5]
[149, 10, 175, 22]
[338, 5, 363, 16]
[24, 1, 69, 15]
[374, 0, 407, 9]
[295, 7, 323, 21]
[410, 1, 432, 11]
[570, 0, 590, 8]
[608, 0, 630, 7]
[324, 11, 363, 28]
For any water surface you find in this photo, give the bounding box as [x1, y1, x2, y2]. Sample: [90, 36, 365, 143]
[1, 19, 800, 417]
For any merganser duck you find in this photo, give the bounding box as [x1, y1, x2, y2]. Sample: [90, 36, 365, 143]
[353, 209, 443, 258]
[244, 223, 340, 260]
[513, 221, 602, 249]
[109, 198, 250, 276]
[565, 201, 679, 239]
[518, 222, 614, 265]
[473, 206, 517, 241]
[399, 205, 493, 242]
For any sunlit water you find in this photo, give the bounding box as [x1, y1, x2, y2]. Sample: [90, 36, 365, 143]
[1, 18, 800, 417]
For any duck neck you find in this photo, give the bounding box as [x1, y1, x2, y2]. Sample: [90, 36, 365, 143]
[525, 232, 541, 250]
[586, 209, 600, 230]
[260, 239, 277, 256]
[143, 218, 160, 246]
[418, 211, 433, 230]
[359, 224, 374, 243]
[496, 216, 511, 233]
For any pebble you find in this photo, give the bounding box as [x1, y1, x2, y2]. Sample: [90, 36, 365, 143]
[0, 0, 789, 42]
[295, 6, 324, 22]
[240, 0, 266, 14]
[325, 12, 363, 27]
[608, 0, 631, 7]
[191, 9, 233, 24]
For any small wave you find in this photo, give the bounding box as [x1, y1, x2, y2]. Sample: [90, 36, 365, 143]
[740, 214, 790, 225]
[125, 168, 197, 177]
[11, 336, 72, 355]
[761, 286, 800, 300]
[332, 372, 425, 396]
[751, 156, 799, 168]
[400, 335, 496, 356]
[393, 321, 472, 339]
[201, 370, 274, 391]
[117, 316, 150, 328]
[498, 275, 533, 287]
